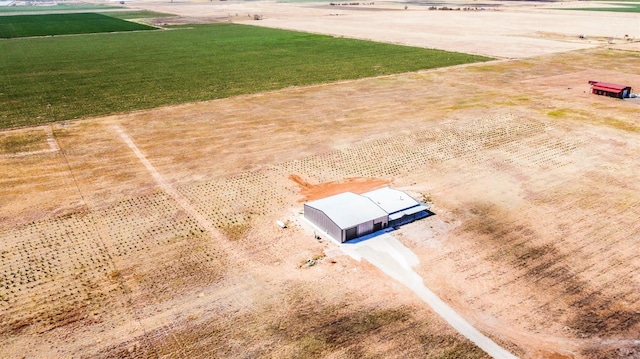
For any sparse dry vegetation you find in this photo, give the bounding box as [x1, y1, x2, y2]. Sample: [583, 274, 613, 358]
[1, 2, 640, 358]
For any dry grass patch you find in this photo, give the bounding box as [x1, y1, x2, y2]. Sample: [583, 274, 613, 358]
[0, 129, 49, 154]
[602, 116, 640, 132]
[219, 221, 252, 241]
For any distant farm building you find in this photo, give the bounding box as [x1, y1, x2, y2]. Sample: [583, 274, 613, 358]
[304, 187, 430, 242]
[589, 80, 632, 99]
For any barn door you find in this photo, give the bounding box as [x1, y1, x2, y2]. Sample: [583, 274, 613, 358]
[345, 227, 358, 241]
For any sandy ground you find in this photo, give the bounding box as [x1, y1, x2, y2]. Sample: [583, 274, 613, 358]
[2, 2, 640, 358]
[129, 0, 640, 58]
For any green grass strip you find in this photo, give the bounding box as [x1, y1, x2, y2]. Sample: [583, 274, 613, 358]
[100, 11, 177, 20]
[0, 13, 156, 38]
[562, 3, 640, 13]
[0, 4, 122, 13]
[0, 23, 491, 129]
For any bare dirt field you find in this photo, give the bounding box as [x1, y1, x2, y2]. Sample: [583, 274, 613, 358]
[131, 0, 640, 59]
[2, 1, 640, 358]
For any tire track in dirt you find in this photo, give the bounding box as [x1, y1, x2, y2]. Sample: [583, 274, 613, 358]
[114, 126, 212, 233]
[113, 125, 258, 357]
[114, 126, 239, 255]
[114, 125, 253, 268]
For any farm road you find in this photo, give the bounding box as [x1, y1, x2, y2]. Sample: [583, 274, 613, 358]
[341, 234, 518, 359]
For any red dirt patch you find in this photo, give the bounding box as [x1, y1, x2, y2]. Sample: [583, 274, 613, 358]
[289, 174, 390, 201]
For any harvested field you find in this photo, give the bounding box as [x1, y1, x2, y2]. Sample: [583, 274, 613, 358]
[132, 0, 640, 59]
[2, 1, 640, 357]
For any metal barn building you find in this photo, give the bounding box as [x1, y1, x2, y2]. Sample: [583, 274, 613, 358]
[304, 192, 388, 242]
[304, 187, 430, 242]
[362, 187, 430, 228]
[589, 80, 632, 99]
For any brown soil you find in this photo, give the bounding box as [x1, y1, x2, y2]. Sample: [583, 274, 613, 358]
[289, 174, 391, 201]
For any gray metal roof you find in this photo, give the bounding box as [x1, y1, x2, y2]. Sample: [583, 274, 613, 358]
[305, 192, 388, 229]
[361, 187, 422, 215]
[389, 204, 430, 220]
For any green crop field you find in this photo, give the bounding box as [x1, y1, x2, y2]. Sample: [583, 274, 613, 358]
[0, 23, 491, 129]
[0, 4, 122, 13]
[564, 3, 640, 13]
[0, 13, 156, 38]
[99, 10, 177, 20]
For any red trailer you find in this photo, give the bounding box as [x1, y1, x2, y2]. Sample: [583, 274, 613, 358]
[589, 80, 632, 99]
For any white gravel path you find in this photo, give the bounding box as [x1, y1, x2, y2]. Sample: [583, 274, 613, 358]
[341, 234, 518, 359]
